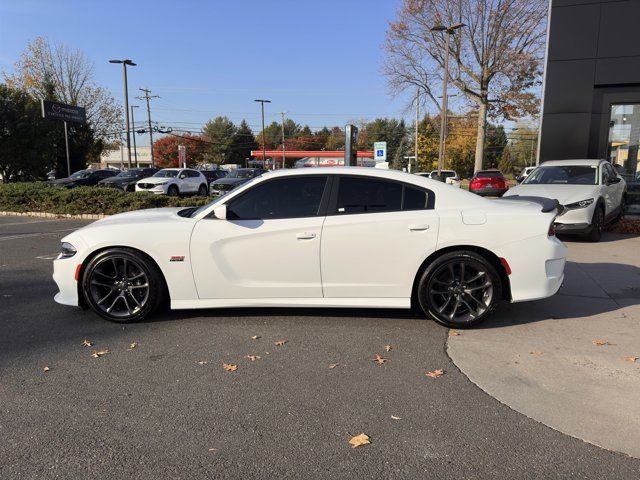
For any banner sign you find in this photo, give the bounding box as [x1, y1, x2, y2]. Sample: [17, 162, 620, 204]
[41, 100, 86, 124]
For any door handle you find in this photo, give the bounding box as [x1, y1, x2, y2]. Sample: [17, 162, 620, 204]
[409, 224, 430, 231]
[296, 232, 316, 240]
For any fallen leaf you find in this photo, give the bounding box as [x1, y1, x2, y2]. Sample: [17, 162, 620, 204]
[82, 339, 93, 347]
[623, 355, 638, 363]
[197, 360, 209, 365]
[449, 330, 462, 336]
[593, 340, 615, 346]
[251, 335, 260, 340]
[43, 366, 50, 372]
[208, 448, 217, 452]
[530, 351, 543, 355]
[372, 354, 388, 365]
[426, 369, 444, 378]
[128, 342, 138, 350]
[349, 433, 370, 448]
[222, 363, 237, 372]
[246, 355, 261, 361]
[384, 345, 392, 352]
[275, 340, 287, 347]
[391, 415, 401, 420]
[91, 349, 109, 358]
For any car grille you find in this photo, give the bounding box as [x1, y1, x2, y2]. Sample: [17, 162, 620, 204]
[215, 184, 234, 191]
[137, 183, 156, 189]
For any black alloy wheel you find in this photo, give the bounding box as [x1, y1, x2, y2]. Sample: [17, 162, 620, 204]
[198, 184, 208, 196]
[418, 251, 502, 328]
[167, 184, 179, 197]
[83, 248, 164, 323]
[587, 207, 604, 242]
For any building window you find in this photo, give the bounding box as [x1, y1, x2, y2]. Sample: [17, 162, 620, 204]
[607, 104, 640, 185]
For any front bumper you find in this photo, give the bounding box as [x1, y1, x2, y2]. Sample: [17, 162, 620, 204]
[554, 222, 592, 235]
[553, 204, 595, 235]
[136, 184, 166, 194]
[53, 257, 81, 306]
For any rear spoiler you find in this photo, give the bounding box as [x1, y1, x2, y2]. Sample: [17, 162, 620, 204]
[495, 195, 564, 214]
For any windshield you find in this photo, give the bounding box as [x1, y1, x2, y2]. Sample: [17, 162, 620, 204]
[523, 165, 597, 185]
[70, 170, 91, 179]
[153, 170, 179, 178]
[227, 169, 255, 179]
[117, 170, 141, 178]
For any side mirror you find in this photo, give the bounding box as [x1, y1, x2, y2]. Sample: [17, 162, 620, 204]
[212, 204, 227, 220]
[179, 174, 186, 179]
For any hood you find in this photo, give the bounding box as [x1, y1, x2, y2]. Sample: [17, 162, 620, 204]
[137, 176, 173, 185]
[505, 184, 599, 206]
[81, 207, 188, 230]
[49, 177, 78, 186]
[212, 177, 248, 186]
[100, 176, 136, 185]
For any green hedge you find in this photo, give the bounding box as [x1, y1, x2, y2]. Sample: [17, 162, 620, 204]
[0, 182, 211, 215]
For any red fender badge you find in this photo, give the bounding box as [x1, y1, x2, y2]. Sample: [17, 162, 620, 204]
[170, 256, 185, 262]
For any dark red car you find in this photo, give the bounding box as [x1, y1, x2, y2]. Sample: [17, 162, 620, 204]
[469, 170, 509, 197]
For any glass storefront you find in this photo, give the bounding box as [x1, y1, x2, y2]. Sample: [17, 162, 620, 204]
[607, 104, 640, 213]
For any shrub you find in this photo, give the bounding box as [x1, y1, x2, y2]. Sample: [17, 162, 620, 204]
[0, 182, 211, 215]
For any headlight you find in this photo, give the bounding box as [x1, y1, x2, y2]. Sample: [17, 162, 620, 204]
[564, 198, 594, 209]
[155, 181, 168, 186]
[59, 242, 77, 259]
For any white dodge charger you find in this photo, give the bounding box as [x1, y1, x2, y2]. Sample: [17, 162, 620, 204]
[53, 168, 566, 328]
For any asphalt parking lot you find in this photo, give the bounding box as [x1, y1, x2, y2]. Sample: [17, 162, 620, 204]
[1, 216, 639, 479]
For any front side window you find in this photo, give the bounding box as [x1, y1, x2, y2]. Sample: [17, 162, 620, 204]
[335, 177, 432, 214]
[227, 176, 328, 220]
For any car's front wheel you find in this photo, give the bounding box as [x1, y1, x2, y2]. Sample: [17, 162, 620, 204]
[82, 248, 165, 323]
[167, 184, 179, 197]
[417, 251, 502, 328]
[586, 206, 604, 242]
[198, 183, 208, 196]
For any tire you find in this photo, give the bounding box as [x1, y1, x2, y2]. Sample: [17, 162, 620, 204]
[198, 183, 208, 196]
[586, 206, 604, 242]
[417, 251, 502, 328]
[614, 195, 626, 223]
[126, 184, 135, 193]
[82, 248, 166, 323]
[167, 184, 179, 197]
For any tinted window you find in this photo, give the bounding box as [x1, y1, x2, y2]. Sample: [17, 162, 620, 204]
[188, 170, 200, 178]
[336, 177, 402, 214]
[403, 186, 428, 210]
[523, 166, 597, 185]
[228, 176, 327, 220]
[476, 171, 504, 178]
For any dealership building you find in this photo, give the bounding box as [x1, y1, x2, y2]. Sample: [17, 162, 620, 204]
[540, 0, 640, 211]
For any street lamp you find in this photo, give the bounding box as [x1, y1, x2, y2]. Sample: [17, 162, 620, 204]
[254, 99, 271, 169]
[109, 59, 137, 168]
[431, 23, 465, 177]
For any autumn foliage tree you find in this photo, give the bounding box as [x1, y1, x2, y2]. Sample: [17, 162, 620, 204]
[153, 134, 207, 168]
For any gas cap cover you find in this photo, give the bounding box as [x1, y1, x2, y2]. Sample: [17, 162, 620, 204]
[461, 209, 487, 225]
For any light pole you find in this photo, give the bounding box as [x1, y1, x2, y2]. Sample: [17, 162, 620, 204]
[130, 105, 139, 168]
[109, 59, 136, 168]
[431, 23, 464, 177]
[254, 99, 271, 169]
[278, 111, 287, 169]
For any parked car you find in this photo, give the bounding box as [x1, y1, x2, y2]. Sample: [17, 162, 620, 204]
[135, 168, 208, 196]
[200, 169, 228, 191]
[505, 159, 626, 241]
[416, 170, 461, 187]
[210, 168, 266, 195]
[516, 166, 537, 183]
[469, 170, 509, 197]
[53, 167, 566, 328]
[98, 168, 159, 192]
[49, 169, 119, 188]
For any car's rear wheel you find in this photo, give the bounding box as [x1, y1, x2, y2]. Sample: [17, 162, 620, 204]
[586, 206, 604, 242]
[167, 184, 179, 197]
[82, 248, 165, 323]
[417, 251, 502, 328]
[198, 183, 208, 196]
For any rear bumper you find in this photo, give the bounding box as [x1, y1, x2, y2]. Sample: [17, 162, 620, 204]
[470, 187, 508, 197]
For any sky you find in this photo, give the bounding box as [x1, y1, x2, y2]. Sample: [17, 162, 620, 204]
[0, 0, 415, 145]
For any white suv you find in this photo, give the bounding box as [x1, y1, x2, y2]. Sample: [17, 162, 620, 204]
[505, 159, 626, 241]
[136, 168, 209, 196]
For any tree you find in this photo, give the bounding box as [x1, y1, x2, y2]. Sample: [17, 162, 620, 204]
[416, 115, 439, 171]
[359, 118, 410, 168]
[484, 124, 508, 169]
[230, 119, 258, 165]
[201, 116, 236, 163]
[324, 127, 345, 151]
[153, 134, 206, 168]
[385, 0, 547, 172]
[258, 119, 300, 150]
[0, 84, 58, 181]
[4, 37, 121, 163]
[498, 145, 515, 174]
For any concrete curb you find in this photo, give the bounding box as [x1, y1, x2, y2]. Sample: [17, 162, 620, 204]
[0, 211, 108, 220]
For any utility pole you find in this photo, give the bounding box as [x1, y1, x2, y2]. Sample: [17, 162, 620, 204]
[278, 111, 287, 170]
[109, 59, 136, 168]
[130, 105, 139, 168]
[254, 99, 271, 169]
[430, 23, 465, 177]
[136, 88, 159, 167]
[414, 87, 419, 173]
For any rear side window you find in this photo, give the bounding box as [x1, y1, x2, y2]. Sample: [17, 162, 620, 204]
[227, 176, 328, 220]
[335, 177, 432, 214]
